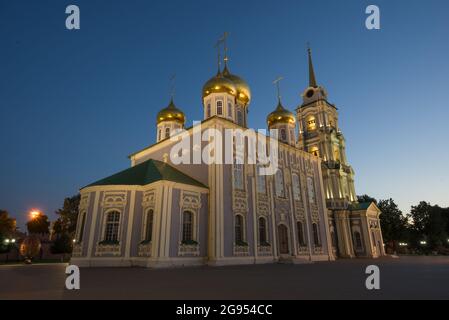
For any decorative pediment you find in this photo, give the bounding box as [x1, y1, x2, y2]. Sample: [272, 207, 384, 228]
[180, 191, 202, 210]
[79, 193, 90, 211]
[101, 191, 127, 208]
[232, 190, 248, 213]
[142, 190, 156, 208]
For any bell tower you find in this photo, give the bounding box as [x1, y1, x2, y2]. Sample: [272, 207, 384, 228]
[296, 48, 356, 210]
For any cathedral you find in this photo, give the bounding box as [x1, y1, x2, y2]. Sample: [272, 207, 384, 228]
[71, 43, 385, 268]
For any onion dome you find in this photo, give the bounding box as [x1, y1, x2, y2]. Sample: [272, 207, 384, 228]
[267, 100, 296, 127]
[222, 65, 251, 105]
[157, 99, 185, 125]
[202, 71, 237, 99]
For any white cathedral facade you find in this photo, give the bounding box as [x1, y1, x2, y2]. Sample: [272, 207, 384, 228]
[71, 46, 385, 268]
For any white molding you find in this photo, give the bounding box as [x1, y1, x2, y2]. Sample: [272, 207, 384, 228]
[87, 191, 100, 258]
[125, 190, 136, 258]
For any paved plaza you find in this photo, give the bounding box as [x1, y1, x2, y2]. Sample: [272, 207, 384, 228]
[0, 256, 448, 300]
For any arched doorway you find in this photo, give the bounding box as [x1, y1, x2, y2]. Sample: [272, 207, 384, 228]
[278, 224, 289, 255]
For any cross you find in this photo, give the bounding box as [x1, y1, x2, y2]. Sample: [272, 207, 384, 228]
[221, 32, 229, 63]
[169, 74, 176, 99]
[273, 76, 284, 101]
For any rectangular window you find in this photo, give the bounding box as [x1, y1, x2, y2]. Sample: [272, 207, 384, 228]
[257, 165, 266, 194]
[292, 173, 301, 201]
[217, 100, 223, 115]
[307, 177, 316, 204]
[227, 101, 232, 119]
[233, 163, 244, 190]
[275, 169, 285, 198]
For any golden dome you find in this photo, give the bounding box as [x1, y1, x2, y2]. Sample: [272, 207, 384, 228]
[223, 66, 251, 105]
[157, 99, 185, 124]
[202, 72, 237, 99]
[267, 101, 296, 127]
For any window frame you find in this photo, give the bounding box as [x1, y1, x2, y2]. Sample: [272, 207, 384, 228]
[181, 210, 194, 243]
[258, 217, 268, 245]
[234, 214, 245, 244]
[103, 210, 121, 243]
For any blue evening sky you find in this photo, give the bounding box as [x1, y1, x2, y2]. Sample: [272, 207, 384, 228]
[1, 0, 448, 229]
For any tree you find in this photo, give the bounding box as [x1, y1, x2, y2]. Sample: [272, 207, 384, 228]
[0, 210, 16, 237]
[408, 202, 448, 250]
[26, 214, 50, 234]
[51, 233, 73, 254]
[357, 195, 377, 205]
[54, 194, 80, 236]
[377, 199, 408, 252]
[0, 210, 16, 253]
[51, 194, 80, 255]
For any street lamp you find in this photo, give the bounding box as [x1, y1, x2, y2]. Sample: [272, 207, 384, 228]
[29, 210, 42, 220]
[420, 240, 427, 245]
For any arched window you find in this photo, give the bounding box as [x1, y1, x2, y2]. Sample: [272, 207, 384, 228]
[275, 169, 285, 198]
[145, 209, 154, 242]
[77, 211, 86, 242]
[306, 115, 317, 131]
[258, 217, 267, 244]
[235, 215, 244, 244]
[280, 128, 287, 142]
[227, 101, 233, 119]
[312, 223, 320, 246]
[104, 211, 120, 242]
[207, 103, 211, 118]
[310, 146, 319, 157]
[307, 177, 316, 204]
[216, 100, 223, 115]
[297, 221, 306, 246]
[182, 211, 193, 243]
[165, 127, 170, 139]
[237, 110, 243, 126]
[354, 231, 363, 250]
[292, 173, 301, 201]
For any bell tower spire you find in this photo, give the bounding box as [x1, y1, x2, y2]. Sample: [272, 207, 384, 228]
[307, 45, 318, 88]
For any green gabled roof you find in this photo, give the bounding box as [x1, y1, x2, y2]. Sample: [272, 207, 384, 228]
[84, 159, 207, 189]
[350, 202, 372, 211]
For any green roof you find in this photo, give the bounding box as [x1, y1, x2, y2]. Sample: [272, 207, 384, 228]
[84, 159, 207, 189]
[350, 202, 372, 211]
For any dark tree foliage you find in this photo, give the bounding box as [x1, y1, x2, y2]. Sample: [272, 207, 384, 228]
[408, 202, 448, 250]
[357, 194, 377, 205]
[51, 233, 73, 254]
[26, 214, 50, 234]
[51, 194, 80, 254]
[53, 194, 80, 236]
[377, 199, 408, 251]
[0, 210, 16, 237]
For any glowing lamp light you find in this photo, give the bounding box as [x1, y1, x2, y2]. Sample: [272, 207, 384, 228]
[4, 239, 10, 244]
[11, 239, 16, 243]
[73, 239, 76, 243]
[399, 242, 408, 247]
[420, 241, 427, 245]
[30, 210, 41, 220]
